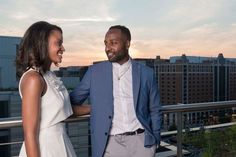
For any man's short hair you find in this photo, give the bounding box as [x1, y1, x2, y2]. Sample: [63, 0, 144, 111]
[109, 25, 131, 41]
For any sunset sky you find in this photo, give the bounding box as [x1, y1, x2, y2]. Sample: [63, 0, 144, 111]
[1, 0, 236, 66]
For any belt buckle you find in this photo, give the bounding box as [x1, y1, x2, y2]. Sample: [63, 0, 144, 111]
[134, 129, 138, 135]
[112, 129, 144, 136]
[128, 128, 144, 136]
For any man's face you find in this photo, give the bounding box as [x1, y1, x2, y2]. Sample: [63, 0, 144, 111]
[104, 28, 130, 64]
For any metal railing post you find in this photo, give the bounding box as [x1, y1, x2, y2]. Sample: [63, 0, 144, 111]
[177, 111, 183, 157]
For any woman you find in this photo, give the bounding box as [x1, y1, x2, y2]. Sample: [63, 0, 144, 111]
[16, 21, 90, 157]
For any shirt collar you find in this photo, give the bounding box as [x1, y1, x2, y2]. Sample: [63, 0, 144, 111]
[112, 58, 132, 69]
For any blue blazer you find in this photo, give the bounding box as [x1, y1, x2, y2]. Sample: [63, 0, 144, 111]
[70, 60, 162, 157]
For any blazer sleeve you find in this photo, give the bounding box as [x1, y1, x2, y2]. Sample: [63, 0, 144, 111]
[149, 71, 162, 145]
[70, 67, 91, 105]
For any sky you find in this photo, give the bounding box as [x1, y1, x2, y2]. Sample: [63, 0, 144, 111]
[0, 0, 236, 67]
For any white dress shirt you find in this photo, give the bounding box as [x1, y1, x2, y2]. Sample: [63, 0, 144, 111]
[110, 59, 143, 135]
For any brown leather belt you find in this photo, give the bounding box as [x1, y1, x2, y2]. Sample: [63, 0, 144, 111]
[112, 128, 145, 136]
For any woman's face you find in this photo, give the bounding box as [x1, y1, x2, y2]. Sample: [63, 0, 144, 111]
[48, 30, 65, 65]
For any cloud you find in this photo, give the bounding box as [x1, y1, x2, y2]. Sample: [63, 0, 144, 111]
[132, 22, 236, 59]
[0, 0, 118, 41]
[1, 0, 116, 23]
[10, 12, 30, 20]
[0, 25, 24, 36]
[181, 23, 218, 38]
[1, 0, 236, 66]
[154, 0, 223, 29]
[49, 17, 115, 23]
[61, 51, 107, 66]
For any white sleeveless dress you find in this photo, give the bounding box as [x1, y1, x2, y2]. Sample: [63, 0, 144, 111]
[19, 69, 77, 157]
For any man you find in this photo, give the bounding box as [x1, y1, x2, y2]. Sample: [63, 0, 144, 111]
[70, 25, 161, 157]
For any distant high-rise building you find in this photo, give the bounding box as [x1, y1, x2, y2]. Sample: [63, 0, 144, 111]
[133, 58, 155, 69]
[151, 53, 236, 129]
[0, 36, 21, 89]
[54, 66, 88, 89]
[154, 53, 236, 105]
[0, 36, 21, 156]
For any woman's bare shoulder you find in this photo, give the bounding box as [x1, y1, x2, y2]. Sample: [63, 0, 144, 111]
[20, 71, 45, 94]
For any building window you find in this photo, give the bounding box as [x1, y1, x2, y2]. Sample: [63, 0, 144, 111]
[0, 101, 9, 118]
[0, 68, 1, 88]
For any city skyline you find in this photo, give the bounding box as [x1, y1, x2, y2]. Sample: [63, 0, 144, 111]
[1, 0, 236, 66]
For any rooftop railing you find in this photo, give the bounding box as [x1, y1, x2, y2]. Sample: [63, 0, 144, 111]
[1, 100, 236, 157]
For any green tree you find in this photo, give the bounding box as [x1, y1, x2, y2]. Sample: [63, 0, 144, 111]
[183, 125, 236, 156]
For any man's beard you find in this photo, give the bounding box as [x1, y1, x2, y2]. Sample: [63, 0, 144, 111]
[107, 49, 128, 63]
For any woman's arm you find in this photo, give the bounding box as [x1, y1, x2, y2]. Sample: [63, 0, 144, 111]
[72, 105, 91, 116]
[21, 71, 45, 157]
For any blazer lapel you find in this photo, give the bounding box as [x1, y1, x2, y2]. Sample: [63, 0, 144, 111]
[106, 61, 113, 86]
[106, 62, 113, 109]
[132, 60, 140, 109]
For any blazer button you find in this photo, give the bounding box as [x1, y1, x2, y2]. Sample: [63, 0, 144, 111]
[105, 132, 108, 136]
[109, 116, 112, 119]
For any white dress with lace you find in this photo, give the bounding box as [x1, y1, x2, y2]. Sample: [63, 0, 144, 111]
[18, 69, 76, 157]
